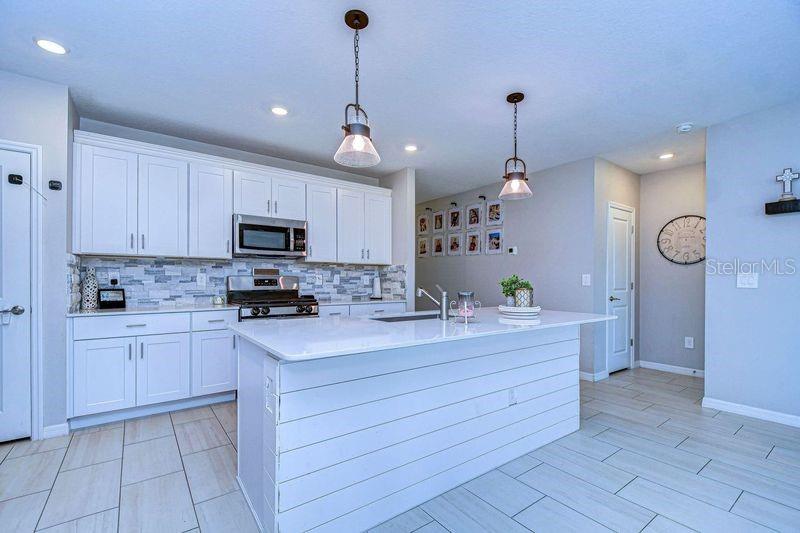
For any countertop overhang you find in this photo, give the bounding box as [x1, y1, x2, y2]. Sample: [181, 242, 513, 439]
[229, 307, 615, 362]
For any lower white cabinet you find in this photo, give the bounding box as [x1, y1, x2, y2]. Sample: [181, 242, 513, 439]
[73, 337, 136, 416]
[136, 333, 191, 406]
[191, 330, 237, 396]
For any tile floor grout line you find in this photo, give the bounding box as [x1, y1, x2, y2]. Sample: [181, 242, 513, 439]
[33, 432, 73, 531]
[35, 505, 119, 532]
[169, 411, 201, 530]
[117, 419, 126, 532]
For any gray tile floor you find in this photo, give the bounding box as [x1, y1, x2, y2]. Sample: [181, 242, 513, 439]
[1, 368, 798, 532]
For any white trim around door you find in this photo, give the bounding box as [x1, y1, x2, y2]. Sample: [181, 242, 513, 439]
[605, 201, 636, 374]
[0, 139, 44, 441]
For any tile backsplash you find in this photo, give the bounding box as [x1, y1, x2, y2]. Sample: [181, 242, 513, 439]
[69, 255, 405, 312]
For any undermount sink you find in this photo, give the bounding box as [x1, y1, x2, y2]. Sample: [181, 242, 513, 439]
[371, 314, 439, 322]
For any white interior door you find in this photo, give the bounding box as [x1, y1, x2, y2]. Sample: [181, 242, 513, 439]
[606, 204, 634, 373]
[0, 148, 32, 440]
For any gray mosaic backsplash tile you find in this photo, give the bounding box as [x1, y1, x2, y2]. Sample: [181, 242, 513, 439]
[69, 256, 405, 312]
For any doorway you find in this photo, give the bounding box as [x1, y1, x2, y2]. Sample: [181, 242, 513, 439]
[606, 202, 635, 373]
[0, 144, 38, 441]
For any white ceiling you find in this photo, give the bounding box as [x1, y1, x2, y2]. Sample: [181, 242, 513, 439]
[601, 127, 706, 175]
[2, 1, 799, 202]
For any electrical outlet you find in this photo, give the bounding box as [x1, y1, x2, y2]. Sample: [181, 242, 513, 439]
[196, 272, 207, 288]
[314, 274, 323, 285]
[109, 270, 120, 286]
[507, 246, 518, 255]
[333, 274, 340, 284]
[684, 336, 694, 349]
[736, 272, 758, 289]
[582, 274, 591, 287]
[361, 275, 370, 285]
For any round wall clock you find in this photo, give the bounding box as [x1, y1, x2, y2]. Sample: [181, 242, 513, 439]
[657, 215, 706, 265]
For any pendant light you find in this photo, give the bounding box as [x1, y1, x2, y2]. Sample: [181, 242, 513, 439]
[334, 10, 381, 168]
[499, 92, 533, 200]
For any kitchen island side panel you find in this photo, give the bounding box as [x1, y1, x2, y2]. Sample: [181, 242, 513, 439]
[275, 325, 581, 532]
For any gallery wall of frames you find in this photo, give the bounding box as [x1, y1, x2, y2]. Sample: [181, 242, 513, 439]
[417, 199, 504, 258]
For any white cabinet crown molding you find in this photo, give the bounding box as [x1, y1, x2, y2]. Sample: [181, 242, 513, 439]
[73, 130, 392, 196]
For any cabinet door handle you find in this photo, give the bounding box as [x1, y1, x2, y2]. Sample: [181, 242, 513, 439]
[233, 336, 237, 350]
[126, 323, 147, 328]
[267, 200, 270, 214]
[207, 318, 226, 323]
[274, 200, 278, 214]
[367, 249, 370, 260]
[226, 240, 230, 253]
[309, 244, 312, 257]
[361, 249, 365, 259]
[141, 234, 145, 250]
[128, 344, 132, 360]
[140, 342, 144, 359]
[373, 309, 385, 314]
[329, 312, 342, 316]
[130, 233, 134, 250]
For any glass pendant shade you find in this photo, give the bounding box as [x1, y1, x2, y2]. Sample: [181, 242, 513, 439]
[334, 133, 380, 167]
[499, 176, 533, 200]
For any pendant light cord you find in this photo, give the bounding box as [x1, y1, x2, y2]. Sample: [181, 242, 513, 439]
[513, 102, 518, 161]
[354, 27, 360, 117]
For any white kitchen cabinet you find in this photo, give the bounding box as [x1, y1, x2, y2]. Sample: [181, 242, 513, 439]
[272, 176, 306, 220]
[191, 330, 237, 396]
[190, 164, 233, 258]
[318, 305, 350, 317]
[306, 184, 338, 262]
[136, 333, 191, 406]
[73, 337, 136, 416]
[137, 155, 189, 256]
[364, 192, 392, 264]
[337, 188, 366, 263]
[233, 170, 272, 217]
[76, 145, 138, 254]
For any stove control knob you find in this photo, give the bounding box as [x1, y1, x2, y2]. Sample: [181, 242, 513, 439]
[249, 307, 260, 316]
[296, 305, 305, 314]
[260, 306, 271, 316]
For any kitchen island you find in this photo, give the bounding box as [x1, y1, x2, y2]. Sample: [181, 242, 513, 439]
[230, 308, 613, 533]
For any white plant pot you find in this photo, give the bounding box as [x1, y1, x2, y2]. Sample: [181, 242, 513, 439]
[506, 296, 516, 307]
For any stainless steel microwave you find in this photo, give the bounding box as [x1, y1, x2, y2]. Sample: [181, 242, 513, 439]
[232, 214, 307, 258]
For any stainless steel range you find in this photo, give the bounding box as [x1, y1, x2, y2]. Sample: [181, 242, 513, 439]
[227, 269, 318, 321]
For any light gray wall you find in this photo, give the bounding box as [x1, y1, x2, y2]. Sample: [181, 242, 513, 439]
[79, 119, 380, 187]
[416, 158, 598, 372]
[593, 159, 641, 374]
[706, 99, 800, 418]
[640, 163, 706, 371]
[0, 71, 73, 427]
[380, 168, 416, 309]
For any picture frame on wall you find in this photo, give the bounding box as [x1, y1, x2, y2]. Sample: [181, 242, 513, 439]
[485, 228, 503, 255]
[466, 203, 483, 229]
[447, 233, 463, 256]
[417, 237, 430, 257]
[466, 230, 481, 255]
[432, 210, 444, 233]
[417, 213, 430, 235]
[486, 199, 504, 226]
[432, 235, 444, 256]
[448, 207, 463, 231]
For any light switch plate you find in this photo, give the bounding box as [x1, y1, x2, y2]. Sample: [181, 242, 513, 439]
[333, 274, 340, 284]
[582, 274, 591, 287]
[196, 272, 207, 288]
[684, 336, 694, 349]
[361, 275, 370, 285]
[736, 272, 759, 289]
[508, 246, 518, 255]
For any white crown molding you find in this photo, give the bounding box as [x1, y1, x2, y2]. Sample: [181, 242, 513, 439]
[702, 397, 800, 428]
[73, 130, 392, 196]
[638, 360, 705, 378]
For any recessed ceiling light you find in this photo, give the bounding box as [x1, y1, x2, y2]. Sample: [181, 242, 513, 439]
[676, 122, 694, 134]
[35, 39, 68, 55]
[270, 106, 288, 116]
[404, 144, 418, 152]
[659, 153, 675, 160]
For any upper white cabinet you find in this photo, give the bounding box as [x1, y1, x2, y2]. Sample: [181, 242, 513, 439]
[271, 176, 306, 220]
[76, 145, 138, 255]
[72, 132, 391, 265]
[337, 188, 366, 263]
[365, 192, 392, 264]
[137, 155, 189, 256]
[306, 184, 338, 262]
[233, 170, 272, 217]
[337, 189, 392, 264]
[190, 164, 233, 258]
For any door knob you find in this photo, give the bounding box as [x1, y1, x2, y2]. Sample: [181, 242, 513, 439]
[0, 305, 25, 315]
[608, 296, 620, 302]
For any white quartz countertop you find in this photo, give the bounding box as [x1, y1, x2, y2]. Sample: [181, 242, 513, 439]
[317, 297, 407, 306]
[66, 303, 239, 317]
[228, 307, 615, 362]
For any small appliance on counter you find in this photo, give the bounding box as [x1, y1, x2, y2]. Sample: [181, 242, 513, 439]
[227, 269, 318, 321]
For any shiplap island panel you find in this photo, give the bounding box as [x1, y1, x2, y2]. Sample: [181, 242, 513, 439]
[231, 308, 613, 532]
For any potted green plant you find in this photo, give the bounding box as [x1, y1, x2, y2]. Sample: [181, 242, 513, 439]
[499, 274, 522, 307]
[514, 279, 534, 307]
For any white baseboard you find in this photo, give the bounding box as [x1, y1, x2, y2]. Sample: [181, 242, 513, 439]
[702, 397, 800, 428]
[638, 360, 704, 378]
[580, 370, 610, 382]
[42, 423, 69, 439]
[632, 360, 640, 369]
